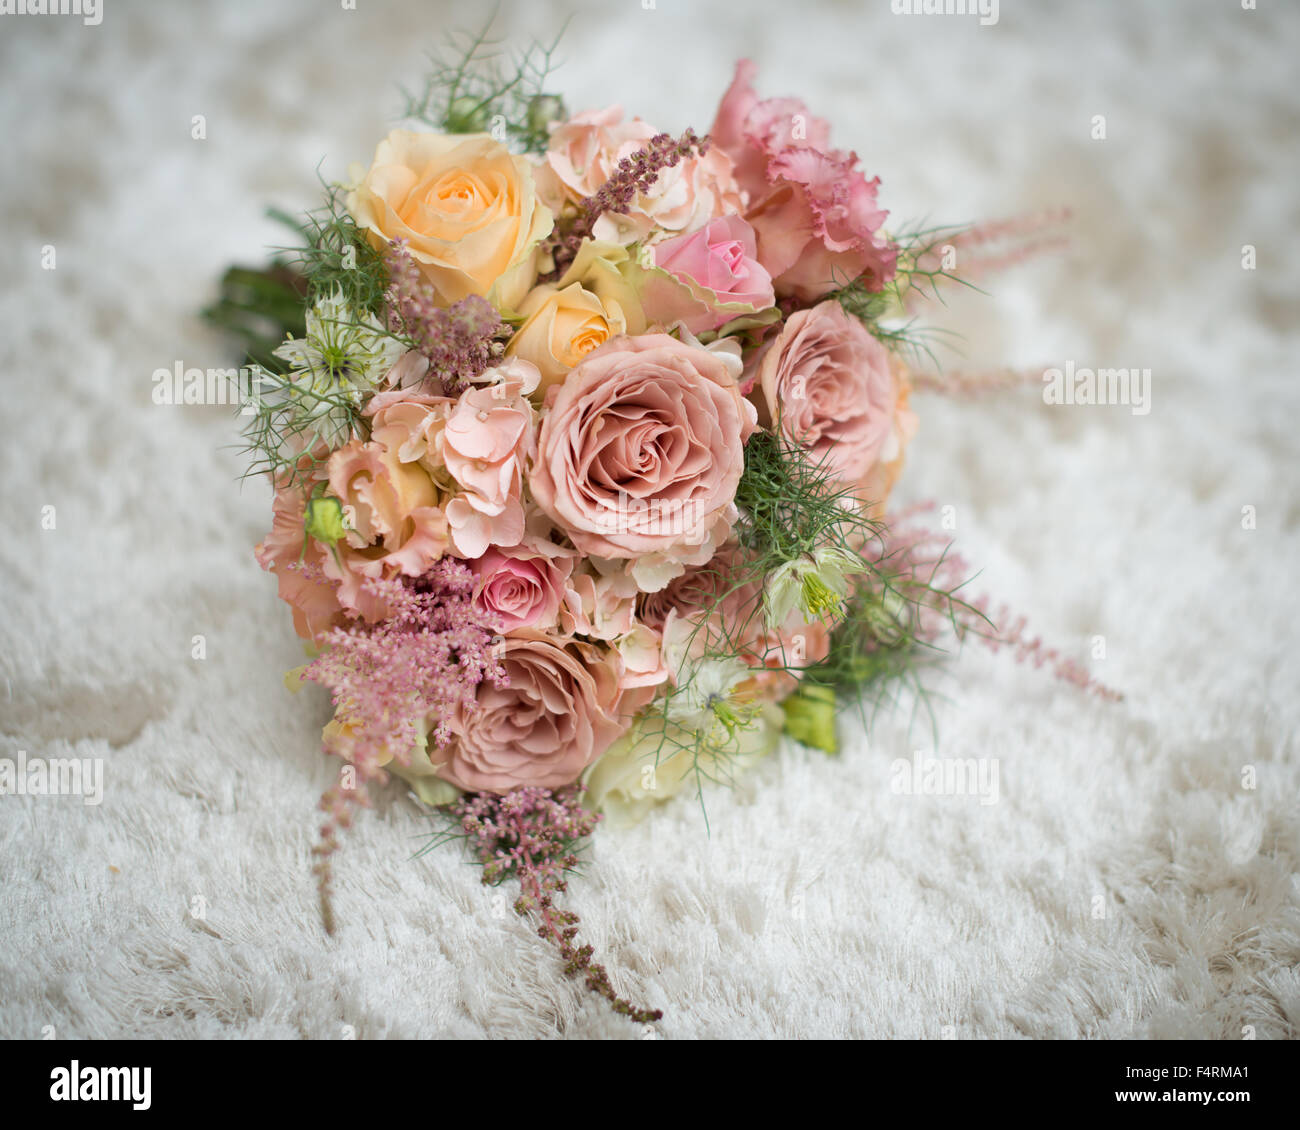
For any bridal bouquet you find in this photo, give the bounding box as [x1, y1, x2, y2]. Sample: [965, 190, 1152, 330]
[209, 28, 1112, 1024]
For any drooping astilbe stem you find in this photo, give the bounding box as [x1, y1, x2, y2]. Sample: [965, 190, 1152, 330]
[450, 786, 663, 1025]
[910, 365, 1050, 399]
[879, 503, 1122, 701]
[906, 207, 1072, 301]
[961, 597, 1124, 702]
[383, 239, 509, 393]
[302, 558, 507, 933]
[546, 128, 710, 278]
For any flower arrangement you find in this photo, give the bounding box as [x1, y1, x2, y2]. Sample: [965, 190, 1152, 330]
[207, 24, 1116, 1025]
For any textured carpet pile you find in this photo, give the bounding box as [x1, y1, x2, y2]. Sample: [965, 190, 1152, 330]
[1, 0, 1297, 1039]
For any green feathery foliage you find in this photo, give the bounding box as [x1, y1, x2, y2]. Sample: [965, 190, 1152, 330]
[265, 177, 391, 318]
[217, 180, 411, 488]
[640, 431, 987, 820]
[400, 9, 569, 154]
[830, 221, 983, 369]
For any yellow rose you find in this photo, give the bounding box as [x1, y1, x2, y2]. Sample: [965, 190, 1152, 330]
[507, 283, 623, 392]
[507, 240, 647, 392]
[347, 130, 553, 310]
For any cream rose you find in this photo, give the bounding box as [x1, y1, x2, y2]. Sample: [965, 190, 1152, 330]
[347, 129, 553, 309]
[507, 283, 626, 393]
[583, 702, 783, 827]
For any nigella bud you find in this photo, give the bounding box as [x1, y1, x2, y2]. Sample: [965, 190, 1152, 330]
[446, 96, 491, 134]
[865, 592, 910, 649]
[304, 495, 347, 546]
[526, 93, 566, 137]
[780, 683, 838, 754]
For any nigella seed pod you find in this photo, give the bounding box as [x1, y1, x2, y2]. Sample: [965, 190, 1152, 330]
[526, 93, 566, 136]
[445, 96, 491, 134]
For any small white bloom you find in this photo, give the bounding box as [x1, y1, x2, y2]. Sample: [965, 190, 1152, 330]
[266, 288, 406, 449]
[764, 545, 864, 628]
[665, 655, 752, 725]
[274, 288, 405, 391]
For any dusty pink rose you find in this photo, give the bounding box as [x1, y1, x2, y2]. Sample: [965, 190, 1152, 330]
[638, 541, 764, 647]
[754, 301, 898, 487]
[643, 214, 775, 334]
[710, 60, 897, 301]
[470, 541, 571, 633]
[435, 631, 631, 793]
[858, 354, 919, 519]
[538, 106, 743, 245]
[530, 334, 756, 590]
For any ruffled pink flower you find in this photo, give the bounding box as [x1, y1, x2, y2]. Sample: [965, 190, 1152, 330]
[440, 368, 537, 558]
[710, 59, 897, 301]
[436, 631, 634, 793]
[539, 106, 743, 244]
[710, 59, 834, 200]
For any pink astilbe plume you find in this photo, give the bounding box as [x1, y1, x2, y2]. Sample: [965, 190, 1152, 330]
[876, 502, 1121, 701]
[384, 239, 509, 393]
[547, 128, 710, 278]
[910, 365, 1050, 399]
[446, 785, 662, 1025]
[302, 557, 507, 932]
[909, 207, 1072, 298]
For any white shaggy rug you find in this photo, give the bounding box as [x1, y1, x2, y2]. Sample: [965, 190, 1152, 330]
[2, 0, 1297, 1040]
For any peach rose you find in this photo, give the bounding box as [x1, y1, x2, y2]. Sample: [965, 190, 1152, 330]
[538, 106, 742, 245]
[530, 334, 756, 590]
[347, 130, 553, 309]
[506, 282, 628, 393]
[754, 301, 898, 488]
[506, 240, 649, 394]
[434, 631, 632, 793]
[325, 437, 451, 614]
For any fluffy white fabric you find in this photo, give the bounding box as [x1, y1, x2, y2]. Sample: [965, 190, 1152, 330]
[1, 0, 1297, 1040]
